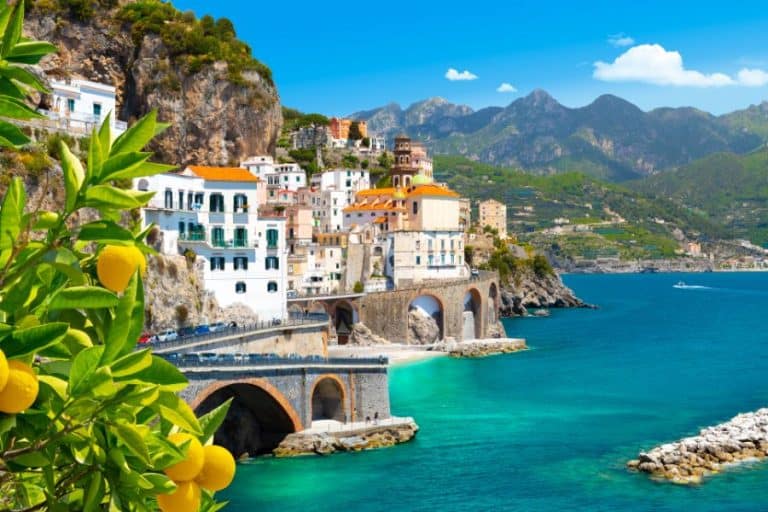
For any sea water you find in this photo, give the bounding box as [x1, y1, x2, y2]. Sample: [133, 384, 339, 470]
[223, 273, 768, 511]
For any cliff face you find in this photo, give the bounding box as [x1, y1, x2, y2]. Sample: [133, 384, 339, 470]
[26, 5, 282, 166]
[499, 269, 589, 317]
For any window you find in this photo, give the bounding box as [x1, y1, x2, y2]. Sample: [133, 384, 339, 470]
[413, 201, 418, 215]
[194, 193, 204, 209]
[266, 228, 279, 249]
[67, 98, 75, 113]
[451, 239, 455, 250]
[178, 191, 184, 210]
[234, 227, 247, 248]
[415, 240, 421, 251]
[93, 103, 102, 118]
[416, 255, 421, 265]
[451, 254, 455, 264]
[234, 194, 248, 212]
[209, 193, 224, 213]
[209, 257, 225, 271]
[187, 192, 193, 210]
[211, 227, 225, 247]
[265, 256, 279, 270]
[428, 239, 433, 251]
[441, 239, 445, 250]
[234, 257, 248, 270]
[235, 282, 246, 294]
[178, 222, 185, 234]
[267, 281, 278, 293]
[164, 189, 173, 209]
[428, 255, 434, 266]
[346, 180, 351, 188]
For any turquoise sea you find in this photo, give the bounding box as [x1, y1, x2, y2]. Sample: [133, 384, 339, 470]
[223, 273, 768, 511]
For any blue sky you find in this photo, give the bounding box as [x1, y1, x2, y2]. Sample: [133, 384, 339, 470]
[173, 0, 768, 116]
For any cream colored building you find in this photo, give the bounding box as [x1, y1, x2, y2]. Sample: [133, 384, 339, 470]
[478, 198, 507, 239]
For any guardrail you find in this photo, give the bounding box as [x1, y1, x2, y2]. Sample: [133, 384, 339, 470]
[149, 313, 329, 351]
[161, 353, 388, 367]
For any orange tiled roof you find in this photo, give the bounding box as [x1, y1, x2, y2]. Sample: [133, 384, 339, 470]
[407, 184, 460, 198]
[374, 216, 387, 224]
[187, 166, 260, 183]
[357, 187, 396, 196]
[343, 203, 406, 213]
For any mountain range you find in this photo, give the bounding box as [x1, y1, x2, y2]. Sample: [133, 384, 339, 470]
[351, 92, 768, 182]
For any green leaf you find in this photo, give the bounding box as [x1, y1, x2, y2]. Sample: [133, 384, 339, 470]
[61, 141, 85, 212]
[87, 127, 103, 181]
[68, 346, 104, 396]
[0, 176, 24, 250]
[198, 398, 232, 444]
[0, 4, 12, 47]
[112, 422, 151, 465]
[127, 356, 188, 391]
[109, 348, 152, 379]
[111, 110, 158, 156]
[104, 160, 177, 181]
[0, 322, 68, 358]
[83, 473, 105, 512]
[1, 61, 49, 92]
[156, 392, 202, 435]
[78, 220, 135, 243]
[1, 1, 23, 59]
[102, 273, 139, 362]
[98, 152, 151, 182]
[98, 111, 112, 155]
[41, 248, 85, 285]
[84, 185, 154, 209]
[0, 119, 29, 146]
[6, 40, 58, 63]
[140, 473, 176, 494]
[49, 286, 119, 310]
[0, 95, 42, 119]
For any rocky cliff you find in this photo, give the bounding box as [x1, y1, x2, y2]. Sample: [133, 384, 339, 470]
[499, 268, 591, 317]
[26, 1, 282, 166]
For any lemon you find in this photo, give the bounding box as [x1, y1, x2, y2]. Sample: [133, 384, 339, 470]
[157, 480, 201, 512]
[128, 245, 147, 276]
[164, 433, 205, 482]
[96, 245, 141, 293]
[0, 349, 8, 392]
[195, 445, 236, 491]
[0, 360, 39, 414]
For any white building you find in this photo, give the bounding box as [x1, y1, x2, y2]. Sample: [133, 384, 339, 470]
[135, 166, 287, 321]
[240, 156, 307, 202]
[45, 78, 127, 136]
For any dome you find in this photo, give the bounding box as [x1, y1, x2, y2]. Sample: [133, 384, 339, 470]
[393, 188, 406, 200]
[411, 174, 432, 186]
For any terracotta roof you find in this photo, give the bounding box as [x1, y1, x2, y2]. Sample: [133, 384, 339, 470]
[407, 184, 460, 198]
[357, 187, 396, 196]
[186, 166, 260, 183]
[374, 216, 387, 224]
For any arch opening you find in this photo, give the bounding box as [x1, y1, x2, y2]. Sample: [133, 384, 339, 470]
[311, 377, 346, 422]
[334, 300, 358, 345]
[194, 382, 299, 458]
[464, 288, 483, 340]
[408, 294, 443, 344]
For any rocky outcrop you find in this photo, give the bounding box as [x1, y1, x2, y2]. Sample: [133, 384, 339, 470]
[500, 269, 593, 317]
[444, 338, 527, 358]
[407, 309, 440, 344]
[26, 5, 281, 166]
[143, 254, 258, 331]
[627, 409, 768, 484]
[349, 322, 390, 346]
[273, 419, 419, 457]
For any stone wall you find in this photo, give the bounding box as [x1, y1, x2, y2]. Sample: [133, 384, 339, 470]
[357, 272, 500, 343]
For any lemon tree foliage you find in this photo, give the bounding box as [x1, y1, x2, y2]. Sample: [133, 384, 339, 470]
[0, 4, 235, 510]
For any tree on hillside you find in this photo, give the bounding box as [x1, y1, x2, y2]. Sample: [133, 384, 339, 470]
[378, 151, 393, 170]
[348, 121, 363, 140]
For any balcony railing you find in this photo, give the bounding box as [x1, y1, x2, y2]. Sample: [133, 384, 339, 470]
[179, 233, 206, 242]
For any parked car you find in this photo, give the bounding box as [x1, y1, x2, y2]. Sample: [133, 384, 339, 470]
[156, 329, 178, 342]
[138, 332, 156, 344]
[195, 324, 210, 335]
[471, 268, 480, 278]
[178, 326, 195, 338]
[209, 322, 227, 333]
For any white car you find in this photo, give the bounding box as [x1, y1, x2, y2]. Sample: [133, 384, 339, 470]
[209, 322, 228, 333]
[156, 329, 178, 342]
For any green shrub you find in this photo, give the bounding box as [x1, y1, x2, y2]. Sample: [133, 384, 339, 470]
[353, 281, 364, 293]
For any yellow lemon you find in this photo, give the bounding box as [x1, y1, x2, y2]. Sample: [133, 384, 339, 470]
[128, 245, 147, 276]
[164, 433, 205, 482]
[195, 445, 236, 491]
[96, 245, 140, 293]
[0, 360, 39, 414]
[157, 480, 201, 512]
[0, 349, 8, 392]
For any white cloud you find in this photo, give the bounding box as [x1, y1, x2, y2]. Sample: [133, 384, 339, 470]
[737, 68, 768, 87]
[593, 44, 768, 87]
[445, 68, 478, 81]
[496, 82, 517, 93]
[608, 33, 635, 47]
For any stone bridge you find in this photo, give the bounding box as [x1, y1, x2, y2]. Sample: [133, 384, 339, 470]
[288, 271, 501, 343]
[178, 357, 390, 458]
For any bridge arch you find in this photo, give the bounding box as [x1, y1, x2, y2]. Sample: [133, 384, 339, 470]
[310, 374, 347, 422]
[192, 378, 302, 458]
[464, 287, 483, 340]
[408, 293, 444, 343]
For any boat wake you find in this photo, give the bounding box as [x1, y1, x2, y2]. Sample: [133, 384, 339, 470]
[672, 282, 712, 290]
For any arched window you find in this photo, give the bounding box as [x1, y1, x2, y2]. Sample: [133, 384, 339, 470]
[412, 201, 418, 215]
[137, 179, 149, 191]
[267, 281, 278, 293]
[234, 257, 248, 270]
[235, 282, 246, 294]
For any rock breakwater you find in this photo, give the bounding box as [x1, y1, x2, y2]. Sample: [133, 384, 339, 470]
[627, 408, 768, 484]
[445, 338, 528, 358]
[273, 418, 418, 457]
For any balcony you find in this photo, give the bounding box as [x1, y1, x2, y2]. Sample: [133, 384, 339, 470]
[179, 233, 206, 242]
